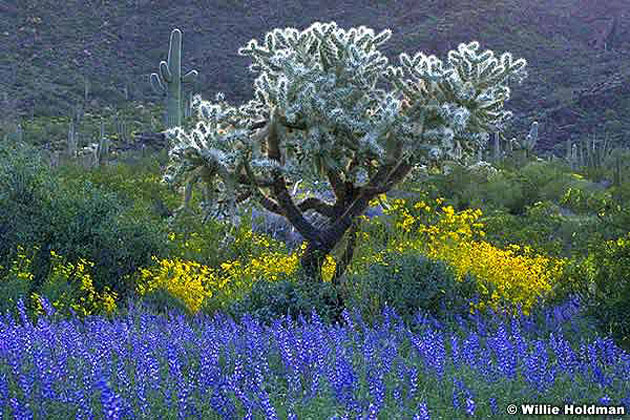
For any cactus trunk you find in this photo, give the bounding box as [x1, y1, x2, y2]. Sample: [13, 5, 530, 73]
[151, 29, 198, 129]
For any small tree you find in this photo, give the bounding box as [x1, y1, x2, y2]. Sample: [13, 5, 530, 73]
[164, 21, 527, 283]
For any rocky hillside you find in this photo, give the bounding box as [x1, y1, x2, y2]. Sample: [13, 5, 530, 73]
[2, 0, 630, 151]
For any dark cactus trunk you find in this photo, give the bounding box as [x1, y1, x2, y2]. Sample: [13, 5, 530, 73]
[299, 242, 329, 281]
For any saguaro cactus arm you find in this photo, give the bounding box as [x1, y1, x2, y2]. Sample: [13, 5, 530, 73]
[150, 72, 166, 93]
[182, 69, 198, 83]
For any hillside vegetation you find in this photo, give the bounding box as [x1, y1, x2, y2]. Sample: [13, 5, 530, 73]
[3, 0, 630, 151]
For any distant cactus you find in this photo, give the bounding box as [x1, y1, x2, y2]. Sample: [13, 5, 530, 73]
[490, 132, 501, 161]
[73, 104, 84, 124]
[96, 120, 109, 166]
[520, 121, 538, 156]
[150, 28, 198, 129]
[84, 75, 90, 103]
[584, 135, 614, 168]
[566, 133, 615, 169]
[67, 120, 77, 158]
[184, 90, 193, 119]
[115, 113, 130, 143]
[15, 123, 23, 142]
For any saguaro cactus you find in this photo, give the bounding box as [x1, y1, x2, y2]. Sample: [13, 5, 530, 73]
[67, 120, 77, 158]
[114, 113, 130, 143]
[96, 120, 109, 166]
[15, 123, 23, 142]
[84, 75, 90, 103]
[521, 121, 538, 157]
[150, 28, 198, 128]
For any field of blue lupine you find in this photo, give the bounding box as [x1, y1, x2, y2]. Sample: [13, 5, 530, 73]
[1, 295, 629, 419]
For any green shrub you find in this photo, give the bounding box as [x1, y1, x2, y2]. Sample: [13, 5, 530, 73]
[342, 251, 480, 326]
[0, 247, 33, 316]
[0, 141, 168, 300]
[140, 288, 191, 317]
[226, 277, 343, 325]
[573, 234, 630, 348]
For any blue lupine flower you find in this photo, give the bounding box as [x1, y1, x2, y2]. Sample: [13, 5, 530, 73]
[9, 397, 34, 420]
[96, 377, 122, 420]
[450, 335, 462, 368]
[522, 340, 556, 394]
[367, 371, 385, 412]
[257, 388, 278, 420]
[415, 401, 431, 420]
[407, 366, 419, 401]
[465, 397, 476, 416]
[1, 297, 630, 419]
[489, 322, 516, 379]
[452, 385, 460, 410]
[489, 397, 498, 415]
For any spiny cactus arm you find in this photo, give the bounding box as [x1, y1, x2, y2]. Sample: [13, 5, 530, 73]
[241, 158, 284, 215]
[166, 29, 181, 76]
[159, 61, 173, 82]
[182, 69, 198, 83]
[386, 40, 527, 164]
[151, 73, 166, 93]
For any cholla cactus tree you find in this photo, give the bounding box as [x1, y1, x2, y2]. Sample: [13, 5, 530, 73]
[164, 22, 527, 282]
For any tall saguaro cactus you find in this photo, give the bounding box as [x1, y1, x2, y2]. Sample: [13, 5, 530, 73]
[96, 120, 109, 166]
[151, 29, 198, 129]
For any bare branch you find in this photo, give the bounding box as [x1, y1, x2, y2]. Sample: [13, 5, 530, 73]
[327, 169, 346, 203]
[297, 197, 336, 218]
[258, 194, 284, 215]
[331, 221, 360, 285]
[264, 109, 322, 242]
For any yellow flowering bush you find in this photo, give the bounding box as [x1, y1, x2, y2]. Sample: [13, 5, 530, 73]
[0, 246, 117, 317]
[136, 241, 339, 314]
[35, 250, 118, 316]
[381, 196, 566, 314]
[137, 257, 215, 313]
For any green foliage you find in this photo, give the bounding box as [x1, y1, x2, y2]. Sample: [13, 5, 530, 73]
[343, 251, 480, 326]
[0, 249, 33, 316]
[0, 141, 168, 301]
[140, 287, 191, 317]
[226, 277, 343, 325]
[570, 234, 630, 348]
[418, 160, 586, 215]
